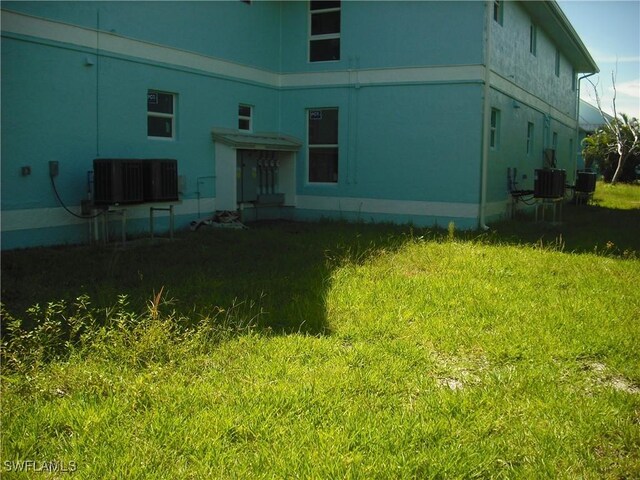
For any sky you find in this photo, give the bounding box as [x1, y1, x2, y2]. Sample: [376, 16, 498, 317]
[557, 0, 640, 119]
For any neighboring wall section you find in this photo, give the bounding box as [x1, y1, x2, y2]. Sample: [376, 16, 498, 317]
[280, 1, 486, 227]
[1, 4, 281, 248]
[485, 0, 583, 213]
[280, 84, 484, 226]
[2, 1, 282, 71]
[491, 1, 577, 118]
[280, 1, 485, 71]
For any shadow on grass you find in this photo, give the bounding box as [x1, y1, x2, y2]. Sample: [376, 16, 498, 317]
[0, 220, 420, 337]
[2, 201, 638, 340]
[487, 201, 640, 256]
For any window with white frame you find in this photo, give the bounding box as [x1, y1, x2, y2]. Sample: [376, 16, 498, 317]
[529, 24, 537, 56]
[308, 108, 338, 183]
[238, 104, 252, 131]
[555, 49, 560, 77]
[493, 0, 503, 25]
[309, 1, 341, 62]
[147, 90, 175, 139]
[490, 108, 500, 149]
[571, 68, 577, 91]
[527, 122, 534, 155]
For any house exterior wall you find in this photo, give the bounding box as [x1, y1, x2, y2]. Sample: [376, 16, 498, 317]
[1, 1, 593, 249]
[484, 0, 582, 217]
[280, 1, 484, 72]
[3, 1, 283, 71]
[277, 1, 485, 227]
[1, 6, 281, 249]
[280, 83, 484, 227]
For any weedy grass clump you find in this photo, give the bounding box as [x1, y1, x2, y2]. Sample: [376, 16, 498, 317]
[1, 290, 263, 378]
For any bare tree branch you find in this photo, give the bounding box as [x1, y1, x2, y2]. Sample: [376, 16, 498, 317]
[584, 66, 640, 184]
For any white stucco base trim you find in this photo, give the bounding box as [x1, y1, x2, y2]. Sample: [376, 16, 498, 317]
[296, 195, 480, 219]
[1, 198, 215, 232]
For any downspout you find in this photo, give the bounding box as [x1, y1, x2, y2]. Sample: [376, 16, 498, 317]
[479, 0, 492, 231]
[278, 1, 283, 133]
[574, 72, 597, 175]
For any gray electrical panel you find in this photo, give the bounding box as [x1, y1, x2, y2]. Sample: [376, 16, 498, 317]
[237, 150, 258, 203]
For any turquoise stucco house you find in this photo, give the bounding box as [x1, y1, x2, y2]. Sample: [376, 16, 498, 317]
[1, 0, 598, 249]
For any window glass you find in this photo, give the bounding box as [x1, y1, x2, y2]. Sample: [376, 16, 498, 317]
[527, 122, 534, 155]
[309, 109, 338, 145]
[493, 0, 503, 24]
[148, 116, 173, 138]
[310, 1, 340, 11]
[238, 104, 252, 131]
[148, 92, 173, 114]
[308, 108, 338, 183]
[529, 24, 537, 55]
[490, 109, 500, 149]
[311, 10, 341, 35]
[147, 90, 174, 138]
[309, 148, 338, 183]
[310, 39, 340, 62]
[310, 1, 340, 62]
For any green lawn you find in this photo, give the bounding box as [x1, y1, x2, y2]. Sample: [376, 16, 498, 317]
[2, 183, 639, 478]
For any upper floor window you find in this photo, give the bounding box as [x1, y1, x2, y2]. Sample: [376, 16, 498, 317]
[529, 24, 537, 56]
[526, 122, 535, 155]
[238, 104, 253, 131]
[147, 90, 175, 139]
[490, 108, 500, 150]
[555, 49, 560, 77]
[308, 108, 339, 182]
[493, 0, 503, 25]
[309, 1, 341, 62]
[571, 68, 577, 91]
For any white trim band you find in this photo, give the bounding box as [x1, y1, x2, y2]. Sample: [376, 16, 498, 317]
[2, 10, 486, 90]
[1, 198, 215, 232]
[296, 195, 480, 219]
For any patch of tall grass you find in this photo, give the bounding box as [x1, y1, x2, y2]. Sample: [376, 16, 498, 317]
[1, 291, 263, 378]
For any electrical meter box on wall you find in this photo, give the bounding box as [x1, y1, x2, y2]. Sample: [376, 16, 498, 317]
[237, 150, 258, 203]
